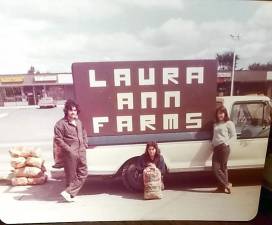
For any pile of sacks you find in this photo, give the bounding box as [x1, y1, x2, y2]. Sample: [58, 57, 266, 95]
[143, 163, 162, 200]
[9, 146, 47, 186]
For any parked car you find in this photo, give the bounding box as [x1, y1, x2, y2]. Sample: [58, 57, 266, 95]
[38, 97, 56, 108]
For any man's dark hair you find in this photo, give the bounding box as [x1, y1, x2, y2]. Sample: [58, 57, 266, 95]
[215, 105, 230, 123]
[64, 99, 80, 117]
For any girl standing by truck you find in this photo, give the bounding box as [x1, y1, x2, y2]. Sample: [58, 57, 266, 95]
[212, 105, 237, 194]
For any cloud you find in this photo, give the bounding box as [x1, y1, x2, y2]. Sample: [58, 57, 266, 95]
[141, 18, 198, 48]
[239, 4, 272, 66]
[139, 18, 240, 59]
[117, 0, 184, 10]
[0, 1, 271, 73]
[0, 0, 122, 21]
[248, 3, 272, 29]
[137, 4, 272, 69]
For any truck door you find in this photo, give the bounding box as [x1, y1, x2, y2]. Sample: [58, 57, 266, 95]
[229, 101, 271, 169]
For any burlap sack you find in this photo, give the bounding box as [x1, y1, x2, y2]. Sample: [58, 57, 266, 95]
[11, 174, 47, 186]
[14, 166, 43, 178]
[144, 181, 163, 199]
[26, 157, 44, 169]
[9, 146, 42, 158]
[143, 163, 162, 200]
[10, 157, 26, 169]
[11, 177, 28, 186]
[27, 174, 47, 185]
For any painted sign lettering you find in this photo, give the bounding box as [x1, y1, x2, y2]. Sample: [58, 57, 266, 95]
[72, 60, 217, 145]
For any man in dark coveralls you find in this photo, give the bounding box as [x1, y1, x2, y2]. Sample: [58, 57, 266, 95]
[54, 99, 88, 202]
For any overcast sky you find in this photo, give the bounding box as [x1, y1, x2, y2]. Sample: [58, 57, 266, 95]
[0, 0, 271, 74]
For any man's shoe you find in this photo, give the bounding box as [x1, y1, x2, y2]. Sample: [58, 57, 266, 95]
[61, 191, 74, 202]
[225, 183, 232, 194]
[52, 164, 64, 169]
[213, 186, 225, 193]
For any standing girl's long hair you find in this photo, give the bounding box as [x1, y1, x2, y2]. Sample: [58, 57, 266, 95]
[215, 105, 230, 123]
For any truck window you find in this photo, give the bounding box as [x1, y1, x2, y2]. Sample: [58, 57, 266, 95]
[231, 102, 271, 138]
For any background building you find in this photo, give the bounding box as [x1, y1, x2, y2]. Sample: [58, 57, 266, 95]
[217, 70, 272, 97]
[0, 73, 74, 107]
[1, 70, 271, 107]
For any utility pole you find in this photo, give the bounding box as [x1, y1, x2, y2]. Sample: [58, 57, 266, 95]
[230, 34, 240, 96]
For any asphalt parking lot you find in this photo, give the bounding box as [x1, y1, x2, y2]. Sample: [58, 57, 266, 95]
[0, 172, 263, 224]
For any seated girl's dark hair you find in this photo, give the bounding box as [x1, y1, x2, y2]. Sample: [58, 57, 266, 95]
[144, 141, 161, 160]
[64, 99, 80, 117]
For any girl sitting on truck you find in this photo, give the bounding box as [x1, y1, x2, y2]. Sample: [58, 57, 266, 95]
[212, 105, 237, 194]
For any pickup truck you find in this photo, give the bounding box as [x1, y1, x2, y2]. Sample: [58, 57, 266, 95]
[70, 60, 271, 191]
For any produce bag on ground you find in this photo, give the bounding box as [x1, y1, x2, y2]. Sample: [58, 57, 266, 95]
[26, 157, 44, 169]
[27, 174, 48, 185]
[143, 163, 162, 200]
[14, 166, 43, 178]
[11, 174, 48, 186]
[10, 157, 26, 169]
[9, 146, 41, 158]
[9, 146, 47, 186]
[11, 177, 28, 186]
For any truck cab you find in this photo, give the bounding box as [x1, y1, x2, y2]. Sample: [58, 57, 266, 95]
[217, 95, 271, 139]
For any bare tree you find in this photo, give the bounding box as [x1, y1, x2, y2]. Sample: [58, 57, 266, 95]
[216, 51, 240, 71]
[248, 62, 272, 71]
[27, 66, 35, 75]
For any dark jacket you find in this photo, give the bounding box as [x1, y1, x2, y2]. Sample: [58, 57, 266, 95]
[54, 117, 88, 153]
[137, 153, 166, 176]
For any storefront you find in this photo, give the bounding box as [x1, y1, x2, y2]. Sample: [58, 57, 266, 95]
[217, 71, 231, 96]
[0, 73, 74, 107]
[0, 75, 26, 106]
[1, 70, 271, 107]
[217, 70, 272, 98]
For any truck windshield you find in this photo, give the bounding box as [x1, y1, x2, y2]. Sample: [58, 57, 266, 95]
[231, 101, 271, 138]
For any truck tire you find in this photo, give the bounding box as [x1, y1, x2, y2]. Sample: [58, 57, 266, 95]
[121, 158, 143, 192]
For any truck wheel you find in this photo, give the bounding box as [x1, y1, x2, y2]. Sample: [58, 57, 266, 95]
[121, 158, 143, 192]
